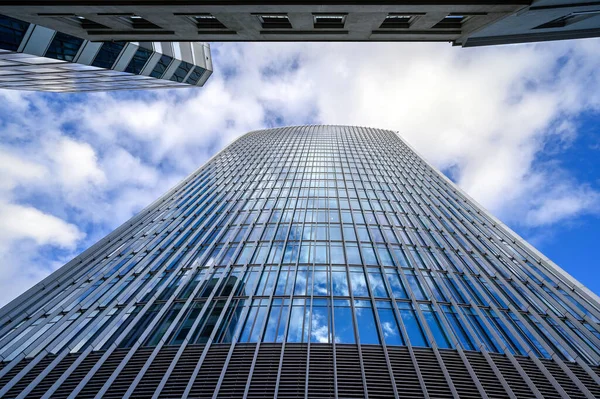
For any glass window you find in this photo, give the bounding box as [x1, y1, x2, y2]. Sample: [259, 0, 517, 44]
[0, 15, 29, 51]
[263, 299, 290, 343]
[100, 306, 142, 350]
[45, 32, 84, 62]
[357, 226, 370, 241]
[169, 302, 204, 345]
[422, 271, 446, 302]
[125, 46, 153, 74]
[333, 300, 355, 344]
[299, 243, 312, 263]
[252, 243, 270, 264]
[390, 246, 410, 268]
[157, 270, 190, 301]
[216, 299, 245, 343]
[377, 245, 394, 266]
[119, 304, 162, 348]
[460, 307, 501, 353]
[275, 266, 293, 295]
[236, 243, 254, 265]
[397, 302, 427, 347]
[354, 300, 380, 344]
[505, 312, 550, 359]
[545, 317, 594, 363]
[330, 225, 342, 241]
[192, 300, 226, 344]
[186, 66, 206, 85]
[385, 270, 408, 299]
[236, 267, 258, 296]
[315, 243, 328, 263]
[145, 303, 183, 346]
[331, 243, 345, 264]
[376, 302, 404, 346]
[332, 267, 349, 296]
[283, 242, 299, 263]
[441, 305, 475, 350]
[404, 271, 427, 300]
[367, 269, 388, 298]
[349, 267, 369, 297]
[563, 319, 600, 359]
[346, 244, 361, 264]
[239, 299, 269, 343]
[420, 304, 452, 349]
[287, 299, 309, 343]
[218, 268, 242, 296]
[483, 309, 526, 356]
[92, 41, 126, 68]
[361, 244, 378, 265]
[343, 226, 357, 241]
[313, 267, 329, 296]
[150, 54, 173, 78]
[310, 299, 331, 343]
[523, 314, 573, 361]
[170, 61, 193, 82]
[294, 266, 310, 296]
[255, 267, 277, 296]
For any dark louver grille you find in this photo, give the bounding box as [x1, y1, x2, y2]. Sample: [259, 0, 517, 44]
[2, 344, 600, 398]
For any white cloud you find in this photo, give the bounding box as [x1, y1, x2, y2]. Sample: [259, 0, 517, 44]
[0, 202, 82, 247]
[49, 138, 106, 191]
[0, 148, 47, 192]
[0, 202, 83, 307]
[1, 39, 600, 304]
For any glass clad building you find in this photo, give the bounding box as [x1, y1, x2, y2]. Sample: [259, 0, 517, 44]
[0, 14, 212, 92]
[1, 125, 600, 398]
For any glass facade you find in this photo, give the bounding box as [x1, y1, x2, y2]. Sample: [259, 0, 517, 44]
[0, 14, 212, 92]
[1, 126, 600, 398]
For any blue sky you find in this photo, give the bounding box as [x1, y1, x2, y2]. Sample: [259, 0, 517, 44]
[0, 40, 599, 306]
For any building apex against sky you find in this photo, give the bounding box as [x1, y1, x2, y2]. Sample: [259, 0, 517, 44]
[2, 1, 600, 46]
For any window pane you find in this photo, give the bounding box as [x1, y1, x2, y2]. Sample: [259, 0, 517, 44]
[355, 300, 380, 344]
[334, 301, 355, 344]
[420, 304, 452, 349]
[310, 300, 331, 343]
[287, 301, 307, 343]
[332, 269, 349, 296]
[313, 269, 329, 296]
[385, 270, 408, 299]
[350, 267, 369, 297]
[398, 302, 428, 347]
[441, 305, 475, 351]
[368, 270, 388, 298]
[377, 304, 404, 346]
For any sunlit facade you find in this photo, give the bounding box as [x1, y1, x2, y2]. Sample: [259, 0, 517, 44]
[1, 125, 600, 398]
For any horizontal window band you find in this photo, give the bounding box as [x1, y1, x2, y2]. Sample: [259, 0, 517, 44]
[260, 30, 348, 35]
[197, 30, 238, 34]
[372, 29, 462, 35]
[86, 30, 175, 35]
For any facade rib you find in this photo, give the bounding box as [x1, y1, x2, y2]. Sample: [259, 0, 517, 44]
[1, 125, 600, 398]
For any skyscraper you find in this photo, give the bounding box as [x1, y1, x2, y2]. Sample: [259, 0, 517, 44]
[1, 125, 600, 398]
[0, 14, 212, 92]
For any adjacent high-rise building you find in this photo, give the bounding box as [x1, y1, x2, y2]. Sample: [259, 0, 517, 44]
[1, 1, 600, 47]
[1, 125, 600, 398]
[0, 14, 212, 92]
